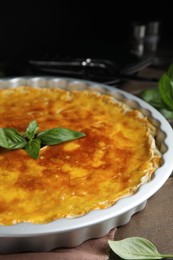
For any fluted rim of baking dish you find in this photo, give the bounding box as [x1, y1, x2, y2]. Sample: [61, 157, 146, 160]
[0, 76, 173, 237]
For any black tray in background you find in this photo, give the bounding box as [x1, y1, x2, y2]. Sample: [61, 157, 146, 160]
[0, 42, 154, 83]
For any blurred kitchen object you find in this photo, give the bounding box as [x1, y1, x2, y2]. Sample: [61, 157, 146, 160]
[130, 22, 146, 57]
[130, 20, 161, 58]
[145, 21, 161, 53]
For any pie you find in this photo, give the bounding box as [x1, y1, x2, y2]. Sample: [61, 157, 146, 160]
[0, 86, 161, 225]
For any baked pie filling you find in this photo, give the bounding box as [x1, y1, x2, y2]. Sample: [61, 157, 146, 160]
[0, 86, 161, 225]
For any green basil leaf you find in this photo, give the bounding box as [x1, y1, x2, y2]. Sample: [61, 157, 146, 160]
[159, 108, 173, 120]
[159, 73, 173, 110]
[37, 128, 85, 145]
[0, 128, 27, 149]
[25, 120, 39, 140]
[108, 237, 163, 260]
[24, 138, 41, 159]
[167, 64, 173, 80]
[140, 88, 165, 108]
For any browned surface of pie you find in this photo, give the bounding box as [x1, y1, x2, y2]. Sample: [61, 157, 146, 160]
[0, 86, 161, 225]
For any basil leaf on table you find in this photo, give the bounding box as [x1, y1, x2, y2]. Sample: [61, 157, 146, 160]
[158, 73, 173, 110]
[24, 120, 39, 140]
[37, 128, 86, 146]
[159, 108, 173, 120]
[167, 64, 173, 79]
[0, 128, 27, 149]
[140, 64, 173, 120]
[25, 138, 41, 159]
[108, 237, 173, 260]
[140, 88, 165, 108]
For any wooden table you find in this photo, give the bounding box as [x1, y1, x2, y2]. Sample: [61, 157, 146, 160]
[110, 65, 173, 259]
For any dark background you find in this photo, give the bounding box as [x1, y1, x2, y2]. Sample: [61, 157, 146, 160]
[0, 2, 172, 76]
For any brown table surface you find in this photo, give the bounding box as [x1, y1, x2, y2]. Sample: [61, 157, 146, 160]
[110, 65, 173, 259]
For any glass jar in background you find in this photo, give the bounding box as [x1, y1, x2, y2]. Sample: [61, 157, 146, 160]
[129, 20, 161, 57]
[145, 21, 161, 54]
[129, 22, 146, 57]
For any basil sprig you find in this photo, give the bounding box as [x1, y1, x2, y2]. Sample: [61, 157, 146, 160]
[0, 128, 27, 149]
[25, 138, 41, 159]
[140, 64, 173, 120]
[108, 237, 173, 259]
[37, 128, 86, 145]
[0, 120, 85, 159]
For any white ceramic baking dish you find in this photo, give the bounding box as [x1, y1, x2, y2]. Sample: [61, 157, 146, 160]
[0, 77, 173, 254]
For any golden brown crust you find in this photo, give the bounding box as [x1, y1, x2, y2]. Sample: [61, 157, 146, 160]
[0, 86, 161, 225]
